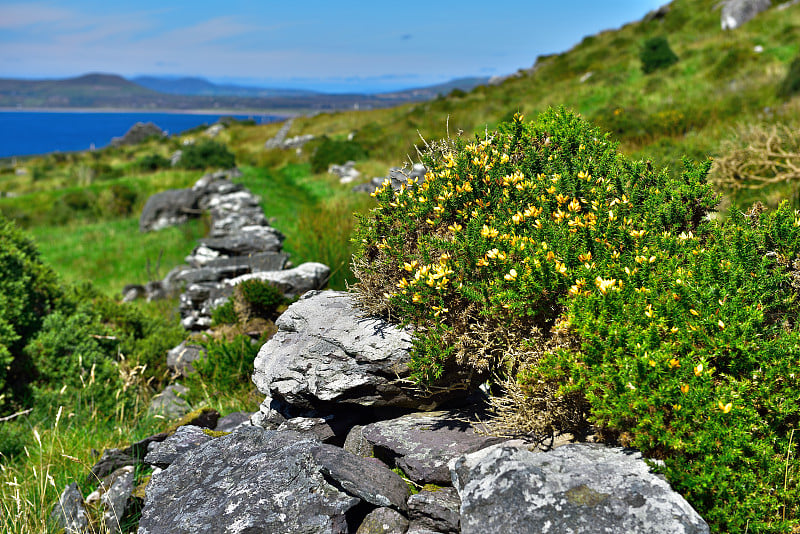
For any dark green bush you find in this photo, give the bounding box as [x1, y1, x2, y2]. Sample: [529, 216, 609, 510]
[778, 54, 800, 99]
[640, 36, 679, 74]
[178, 140, 236, 170]
[97, 183, 138, 218]
[0, 214, 62, 410]
[186, 334, 262, 395]
[353, 108, 800, 531]
[235, 279, 286, 319]
[136, 153, 171, 172]
[310, 137, 367, 174]
[211, 300, 238, 326]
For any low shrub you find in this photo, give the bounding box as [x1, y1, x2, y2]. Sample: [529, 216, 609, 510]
[234, 279, 286, 320]
[178, 140, 236, 170]
[353, 108, 800, 531]
[778, 54, 800, 100]
[136, 153, 171, 172]
[310, 137, 367, 174]
[640, 36, 679, 74]
[186, 334, 263, 396]
[211, 299, 238, 326]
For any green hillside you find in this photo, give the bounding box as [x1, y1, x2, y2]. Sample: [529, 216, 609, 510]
[4, 0, 800, 531]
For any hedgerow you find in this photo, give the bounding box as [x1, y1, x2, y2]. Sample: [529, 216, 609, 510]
[353, 108, 800, 532]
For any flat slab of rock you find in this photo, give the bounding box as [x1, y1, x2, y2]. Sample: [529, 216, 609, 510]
[139, 427, 359, 534]
[253, 290, 440, 415]
[311, 443, 410, 512]
[361, 410, 504, 485]
[144, 425, 214, 468]
[408, 487, 460, 533]
[356, 507, 409, 534]
[449, 442, 710, 534]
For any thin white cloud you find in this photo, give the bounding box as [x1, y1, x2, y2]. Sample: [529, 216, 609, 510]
[0, 2, 73, 29]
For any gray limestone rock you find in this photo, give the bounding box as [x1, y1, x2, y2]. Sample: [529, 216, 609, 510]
[278, 416, 336, 443]
[88, 448, 137, 483]
[99, 465, 136, 534]
[344, 425, 374, 457]
[139, 188, 200, 232]
[361, 410, 504, 485]
[356, 507, 410, 534]
[407, 487, 460, 533]
[111, 122, 165, 147]
[449, 442, 710, 534]
[311, 443, 410, 512]
[227, 262, 331, 299]
[253, 290, 421, 414]
[166, 341, 206, 377]
[148, 383, 190, 419]
[144, 425, 215, 468]
[138, 427, 360, 534]
[721, 0, 771, 30]
[197, 226, 284, 256]
[214, 411, 253, 433]
[50, 482, 88, 534]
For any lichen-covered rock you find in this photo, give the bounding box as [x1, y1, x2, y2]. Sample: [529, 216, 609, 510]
[355, 507, 409, 534]
[99, 466, 136, 534]
[148, 383, 190, 418]
[449, 442, 710, 534]
[139, 188, 200, 232]
[166, 341, 206, 377]
[144, 425, 214, 468]
[50, 482, 88, 534]
[311, 443, 410, 512]
[361, 410, 503, 485]
[138, 427, 359, 534]
[407, 487, 460, 533]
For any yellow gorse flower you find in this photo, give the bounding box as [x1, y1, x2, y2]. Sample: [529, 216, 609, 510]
[504, 268, 518, 281]
[718, 401, 733, 414]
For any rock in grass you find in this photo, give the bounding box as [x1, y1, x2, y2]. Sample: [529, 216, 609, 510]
[50, 482, 88, 534]
[355, 507, 409, 534]
[449, 442, 709, 534]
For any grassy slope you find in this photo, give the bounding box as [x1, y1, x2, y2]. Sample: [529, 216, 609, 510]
[4, 1, 800, 529]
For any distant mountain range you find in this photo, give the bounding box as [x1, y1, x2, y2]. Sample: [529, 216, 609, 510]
[0, 73, 490, 112]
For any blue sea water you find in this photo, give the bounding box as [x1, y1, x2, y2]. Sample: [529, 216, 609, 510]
[0, 111, 284, 158]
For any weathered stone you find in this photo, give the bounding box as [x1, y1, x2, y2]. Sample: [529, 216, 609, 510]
[197, 226, 284, 256]
[721, 0, 771, 30]
[312, 443, 410, 512]
[144, 425, 214, 468]
[50, 482, 88, 534]
[278, 416, 336, 442]
[344, 425, 374, 457]
[98, 466, 135, 534]
[121, 284, 146, 302]
[166, 341, 206, 377]
[361, 410, 503, 485]
[356, 507, 410, 534]
[139, 188, 200, 232]
[253, 291, 462, 419]
[227, 261, 330, 299]
[88, 448, 137, 483]
[449, 442, 710, 534]
[148, 383, 190, 419]
[138, 427, 359, 534]
[408, 487, 460, 533]
[121, 432, 168, 461]
[110, 122, 164, 147]
[214, 411, 253, 433]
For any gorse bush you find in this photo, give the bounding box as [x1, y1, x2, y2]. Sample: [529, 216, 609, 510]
[640, 36, 679, 74]
[353, 108, 800, 532]
[178, 140, 236, 170]
[136, 153, 171, 172]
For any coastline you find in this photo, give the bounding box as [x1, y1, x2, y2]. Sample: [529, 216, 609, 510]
[0, 107, 298, 118]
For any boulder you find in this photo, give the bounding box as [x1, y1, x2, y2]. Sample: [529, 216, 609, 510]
[139, 188, 200, 232]
[110, 122, 164, 147]
[144, 425, 214, 468]
[227, 262, 330, 299]
[449, 442, 710, 534]
[138, 427, 359, 534]
[252, 290, 462, 421]
[721, 0, 771, 30]
[361, 410, 504, 485]
[50, 482, 88, 534]
[88, 448, 137, 482]
[148, 384, 190, 419]
[91, 465, 136, 534]
[356, 507, 409, 534]
[344, 424, 374, 457]
[196, 226, 284, 256]
[407, 487, 460, 534]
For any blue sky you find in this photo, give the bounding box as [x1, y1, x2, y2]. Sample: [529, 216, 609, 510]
[1, 1, 667, 93]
